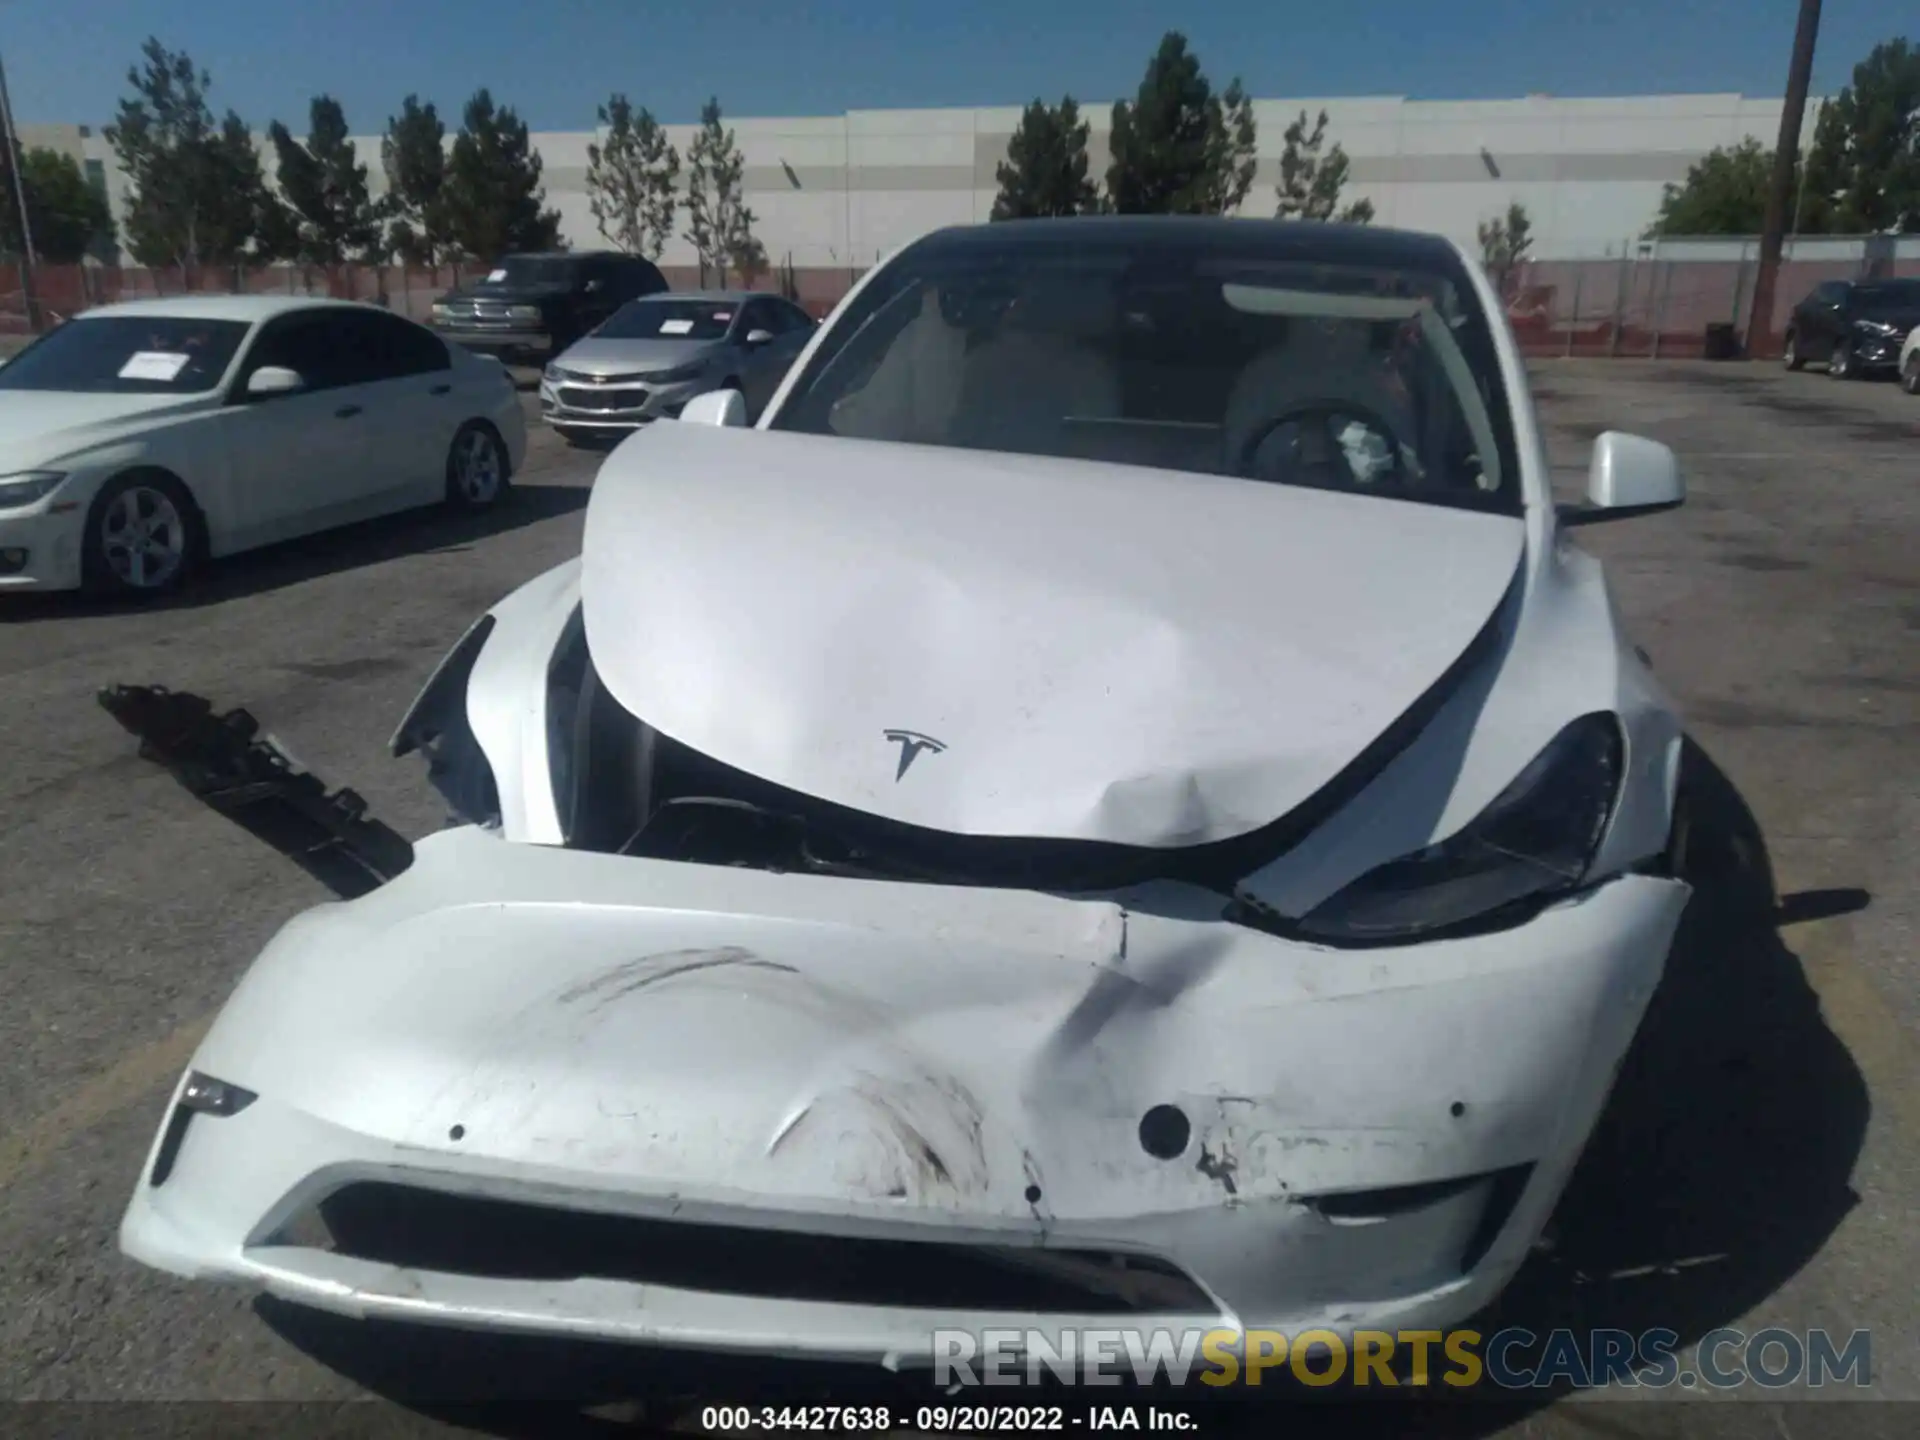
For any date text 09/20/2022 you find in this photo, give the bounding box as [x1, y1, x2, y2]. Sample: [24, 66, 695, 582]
[699, 1406, 1195, 1432]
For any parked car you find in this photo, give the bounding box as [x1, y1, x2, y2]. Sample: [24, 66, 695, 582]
[1783, 277, 1920, 378]
[0, 296, 525, 598]
[429, 252, 668, 363]
[1900, 322, 1920, 396]
[119, 217, 1692, 1366]
[539, 290, 816, 443]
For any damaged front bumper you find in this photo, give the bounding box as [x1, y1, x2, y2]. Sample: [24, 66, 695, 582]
[121, 825, 1687, 1365]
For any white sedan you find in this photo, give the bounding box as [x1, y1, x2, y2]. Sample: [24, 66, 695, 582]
[120, 218, 1692, 1373]
[0, 295, 526, 597]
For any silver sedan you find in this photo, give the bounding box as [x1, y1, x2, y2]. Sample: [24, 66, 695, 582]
[538, 290, 816, 444]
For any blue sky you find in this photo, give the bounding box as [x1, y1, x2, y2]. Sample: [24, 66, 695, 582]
[2, 0, 1901, 131]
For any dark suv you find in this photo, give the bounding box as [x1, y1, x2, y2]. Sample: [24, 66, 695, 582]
[429, 252, 669, 361]
[1783, 278, 1920, 379]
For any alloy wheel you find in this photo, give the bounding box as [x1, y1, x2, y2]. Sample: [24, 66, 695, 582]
[453, 429, 503, 505]
[99, 484, 188, 590]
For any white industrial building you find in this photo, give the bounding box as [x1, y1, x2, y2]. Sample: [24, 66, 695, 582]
[23, 90, 1817, 270]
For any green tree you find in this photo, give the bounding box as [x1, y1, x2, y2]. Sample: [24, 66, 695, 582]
[1105, 32, 1258, 215]
[1477, 201, 1533, 294]
[683, 97, 761, 284]
[105, 38, 271, 272]
[381, 95, 451, 266]
[0, 147, 114, 263]
[268, 95, 381, 265]
[991, 96, 1100, 220]
[1647, 137, 1782, 236]
[585, 94, 680, 258]
[440, 88, 562, 261]
[1801, 37, 1920, 233]
[1274, 108, 1373, 223]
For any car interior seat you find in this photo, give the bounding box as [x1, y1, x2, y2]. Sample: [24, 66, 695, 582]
[949, 278, 1122, 454]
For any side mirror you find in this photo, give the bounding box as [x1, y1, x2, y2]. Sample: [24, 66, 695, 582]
[245, 365, 306, 398]
[1558, 431, 1683, 527]
[744, 328, 775, 347]
[679, 388, 748, 428]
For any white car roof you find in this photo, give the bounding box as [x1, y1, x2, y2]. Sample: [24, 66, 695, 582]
[72, 295, 378, 324]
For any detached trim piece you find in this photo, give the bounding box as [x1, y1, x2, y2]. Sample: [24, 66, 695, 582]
[98, 684, 413, 900]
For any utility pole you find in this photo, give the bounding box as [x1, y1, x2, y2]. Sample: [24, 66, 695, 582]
[1743, 0, 1822, 359]
[0, 44, 41, 333]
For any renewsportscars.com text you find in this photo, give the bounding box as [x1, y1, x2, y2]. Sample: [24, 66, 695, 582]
[932, 1326, 1872, 1390]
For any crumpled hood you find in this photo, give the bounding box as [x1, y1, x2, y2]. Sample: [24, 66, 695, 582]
[0, 390, 211, 463]
[581, 424, 1526, 847]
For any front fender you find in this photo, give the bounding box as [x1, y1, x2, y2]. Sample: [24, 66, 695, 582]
[395, 558, 581, 844]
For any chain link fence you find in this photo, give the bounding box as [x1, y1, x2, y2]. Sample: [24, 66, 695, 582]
[1498, 235, 1918, 359]
[4, 238, 1916, 354]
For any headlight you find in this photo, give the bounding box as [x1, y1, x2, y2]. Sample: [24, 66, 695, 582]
[508, 304, 542, 322]
[0, 470, 66, 508]
[430, 303, 454, 321]
[542, 363, 561, 383]
[1283, 713, 1624, 943]
[648, 360, 706, 384]
[1854, 319, 1900, 337]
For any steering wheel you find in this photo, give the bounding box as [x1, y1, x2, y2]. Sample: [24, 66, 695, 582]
[1230, 399, 1408, 490]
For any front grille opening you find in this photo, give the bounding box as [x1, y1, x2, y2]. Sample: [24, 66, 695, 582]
[285, 1182, 1213, 1315]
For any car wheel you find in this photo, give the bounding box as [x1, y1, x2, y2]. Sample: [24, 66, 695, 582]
[1828, 341, 1852, 379]
[1903, 354, 1920, 396]
[81, 471, 202, 599]
[1781, 330, 1803, 370]
[445, 422, 511, 510]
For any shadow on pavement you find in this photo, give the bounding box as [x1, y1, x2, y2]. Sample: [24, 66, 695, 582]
[0, 483, 587, 623]
[255, 738, 1870, 1436]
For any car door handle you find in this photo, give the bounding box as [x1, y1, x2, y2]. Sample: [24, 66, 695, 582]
[334, 404, 362, 418]
[429, 383, 451, 395]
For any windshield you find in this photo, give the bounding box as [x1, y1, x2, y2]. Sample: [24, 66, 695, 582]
[0, 316, 251, 394]
[484, 256, 577, 288]
[769, 229, 1520, 512]
[596, 299, 739, 341]
[1856, 280, 1920, 308]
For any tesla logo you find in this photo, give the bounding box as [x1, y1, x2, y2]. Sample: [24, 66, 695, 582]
[883, 729, 946, 781]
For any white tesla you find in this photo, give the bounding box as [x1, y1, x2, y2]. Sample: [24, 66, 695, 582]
[119, 218, 1691, 1370]
[0, 295, 526, 597]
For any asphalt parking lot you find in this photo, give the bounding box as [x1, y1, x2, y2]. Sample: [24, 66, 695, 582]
[0, 364, 1915, 1437]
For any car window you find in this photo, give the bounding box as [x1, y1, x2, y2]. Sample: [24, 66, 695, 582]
[620, 258, 668, 298]
[241, 312, 357, 392]
[339, 310, 450, 379]
[771, 302, 813, 335]
[1854, 280, 1920, 308]
[769, 230, 1521, 515]
[595, 298, 740, 341]
[577, 257, 611, 293]
[738, 300, 776, 335]
[490, 255, 574, 287]
[0, 315, 251, 394]
[1816, 282, 1849, 306]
